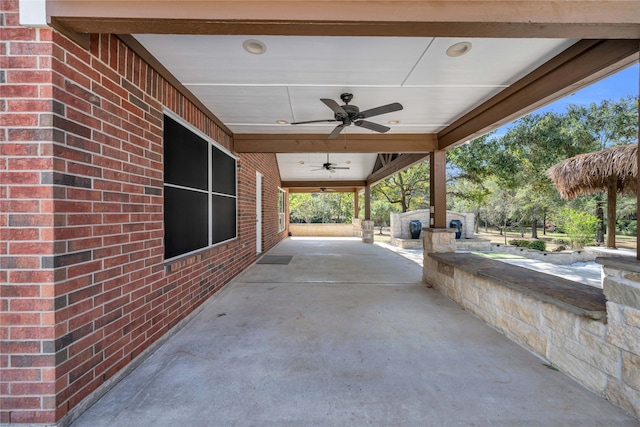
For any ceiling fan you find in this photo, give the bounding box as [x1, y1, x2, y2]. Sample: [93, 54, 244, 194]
[291, 93, 403, 139]
[311, 153, 350, 173]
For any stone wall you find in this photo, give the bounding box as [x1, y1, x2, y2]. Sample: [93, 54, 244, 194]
[390, 210, 474, 241]
[422, 229, 640, 419]
[289, 223, 355, 237]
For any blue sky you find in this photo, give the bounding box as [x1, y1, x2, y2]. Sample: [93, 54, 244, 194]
[493, 63, 638, 136]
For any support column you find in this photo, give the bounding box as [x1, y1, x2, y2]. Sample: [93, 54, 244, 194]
[361, 186, 374, 243]
[597, 257, 640, 416]
[422, 228, 456, 286]
[354, 189, 359, 219]
[607, 176, 617, 249]
[430, 150, 447, 228]
[364, 186, 371, 220]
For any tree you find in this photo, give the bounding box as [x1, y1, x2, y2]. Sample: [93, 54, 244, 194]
[371, 199, 398, 234]
[556, 208, 599, 248]
[373, 161, 429, 212]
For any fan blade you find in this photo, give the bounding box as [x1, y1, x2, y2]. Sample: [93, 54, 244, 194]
[354, 120, 390, 133]
[321, 99, 347, 116]
[310, 168, 325, 171]
[291, 119, 338, 125]
[328, 124, 346, 139]
[331, 167, 350, 170]
[358, 102, 403, 119]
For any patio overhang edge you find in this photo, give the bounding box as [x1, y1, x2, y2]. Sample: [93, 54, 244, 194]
[46, 1, 640, 39]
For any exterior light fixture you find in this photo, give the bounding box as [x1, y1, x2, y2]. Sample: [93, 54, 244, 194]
[243, 39, 267, 55]
[388, 120, 400, 125]
[446, 41, 472, 57]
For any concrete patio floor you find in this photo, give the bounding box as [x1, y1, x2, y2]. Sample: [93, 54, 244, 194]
[71, 237, 639, 426]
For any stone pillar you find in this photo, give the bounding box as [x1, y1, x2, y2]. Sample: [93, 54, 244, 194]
[361, 220, 374, 244]
[422, 228, 456, 286]
[352, 218, 362, 237]
[597, 256, 640, 418]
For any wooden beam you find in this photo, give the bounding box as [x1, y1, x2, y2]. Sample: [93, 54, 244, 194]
[48, 1, 640, 38]
[366, 153, 428, 187]
[281, 180, 366, 189]
[438, 39, 640, 150]
[286, 187, 360, 193]
[234, 134, 437, 154]
[430, 151, 447, 228]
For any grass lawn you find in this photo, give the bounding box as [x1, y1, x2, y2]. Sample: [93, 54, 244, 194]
[474, 229, 637, 251]
[371, 227, 636, 251]
[472, 252, 526, 259]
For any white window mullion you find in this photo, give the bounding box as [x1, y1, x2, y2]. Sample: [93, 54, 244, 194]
[208, 141, 213, 247]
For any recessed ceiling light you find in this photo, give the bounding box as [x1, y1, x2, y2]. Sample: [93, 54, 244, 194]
[243, 39, 267, 55]
[299, 161, 305, 165]
[388, 120, 400, 125]
[276, 119, 289, 124]
[446, 41, 472, 57]
[345, 160, 351, 164]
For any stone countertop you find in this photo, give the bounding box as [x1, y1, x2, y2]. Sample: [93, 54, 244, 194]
[429, 252, 606, 321]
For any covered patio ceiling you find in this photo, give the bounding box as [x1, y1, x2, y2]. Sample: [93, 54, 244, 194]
[43, 0, 640, 191]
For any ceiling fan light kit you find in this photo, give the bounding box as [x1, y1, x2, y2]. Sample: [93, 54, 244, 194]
[291, 93, 403, 139]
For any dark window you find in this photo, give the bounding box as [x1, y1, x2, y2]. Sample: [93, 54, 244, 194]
[164, 114, 237, 260]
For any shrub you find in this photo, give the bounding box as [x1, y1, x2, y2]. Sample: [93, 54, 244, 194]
[556, 208, 599, 249]
[508, 239, 531, 248]
[529, 240, 546, 251]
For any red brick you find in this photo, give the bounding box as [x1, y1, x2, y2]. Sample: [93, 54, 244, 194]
[6, 70, 52, 84]
[1, 171, 41, 185]
[8, 270, 55, 283]
[9, 299, 54, 312]
[8, 327, 54, 340]
[9, 242, 54, 255]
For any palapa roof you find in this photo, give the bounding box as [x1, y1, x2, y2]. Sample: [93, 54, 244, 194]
[547, 143, 637, 200]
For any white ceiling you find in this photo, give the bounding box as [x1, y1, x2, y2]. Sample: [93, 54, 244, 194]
[134, 34, 576, 182]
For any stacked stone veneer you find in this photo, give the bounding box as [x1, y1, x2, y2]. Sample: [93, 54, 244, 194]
[1, 3, 286, 424]
[423, 229, 640, 419]
[288, 223, 354, 237]
[390, 210, 474, 242]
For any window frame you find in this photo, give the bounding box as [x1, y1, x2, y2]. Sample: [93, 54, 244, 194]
[163, 110, 238, 262]
[277, 187, 286, 233]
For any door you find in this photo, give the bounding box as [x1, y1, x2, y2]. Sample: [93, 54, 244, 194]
[256, 171, 263, 254]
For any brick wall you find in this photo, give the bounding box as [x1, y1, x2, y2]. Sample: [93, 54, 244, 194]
[1, 1, 286, 423]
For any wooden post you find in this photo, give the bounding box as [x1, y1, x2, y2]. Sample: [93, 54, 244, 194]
[354, 189, 359, 219]
[607, 176, 617, 249]
[364, 186, 371, 220]
[430, 151, 447, 228]
[637, 51, 640, 259]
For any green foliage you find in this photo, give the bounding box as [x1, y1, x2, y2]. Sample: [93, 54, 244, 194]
[617, 219, 637, 236]
[371, 199, 399, 233]
[529, 240, 547, 251]
[289, 192, 354, 224]
[508, 239, 531, 248]
[447, 96, 638, 240]
[556, 208, 599, 248]
[373, 161, 429, 212]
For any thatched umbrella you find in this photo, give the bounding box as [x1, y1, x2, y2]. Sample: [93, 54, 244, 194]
[547, 143, 637, 248]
